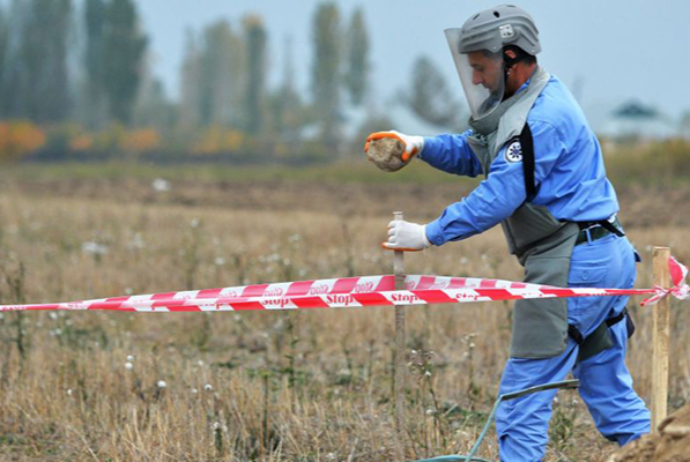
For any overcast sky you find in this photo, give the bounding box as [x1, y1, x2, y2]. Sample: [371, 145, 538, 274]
[137, 0, 690, 126]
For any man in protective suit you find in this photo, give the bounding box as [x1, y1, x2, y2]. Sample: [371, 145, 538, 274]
[364, 5, 650, 461]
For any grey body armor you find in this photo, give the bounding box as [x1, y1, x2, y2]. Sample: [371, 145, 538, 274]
[467, 67, 580, 358]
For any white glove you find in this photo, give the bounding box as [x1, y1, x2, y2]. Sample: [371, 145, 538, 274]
[382, 220, 431, 251]
[364, 130, 425, 162]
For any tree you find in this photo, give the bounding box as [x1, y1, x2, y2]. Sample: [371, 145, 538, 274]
[268, 36, 304, 144]
[242, 15, 267, 135]
[200, 20, 244, 128]
[102, 0, 147, 125]
[178, 21, 245, 131]
[344, 8, 369, 106]
[311, 3, 342, 147]
[83, 0, 107, 128]
[0, 6, 9, 118]
[178, 30, 202, 129]
[133, 66, 176, 131]
[407, 55, 463, 128]
[5, 0, 73, 123]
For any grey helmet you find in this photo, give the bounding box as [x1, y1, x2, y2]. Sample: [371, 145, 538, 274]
[445, 5, 540, 119]
[458, 4, 541, 55]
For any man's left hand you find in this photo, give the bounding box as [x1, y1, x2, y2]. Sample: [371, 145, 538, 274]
[382, 220, 431, 251]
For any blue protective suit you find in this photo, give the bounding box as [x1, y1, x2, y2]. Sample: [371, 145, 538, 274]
[418, 75, 650, 460]
[421, 75, 618, 246]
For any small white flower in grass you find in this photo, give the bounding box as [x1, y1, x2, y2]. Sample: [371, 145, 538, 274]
[214, 257, 226, 266]
[49, 312, 58, 320]
[82, 241, 109, 256]
[191, 388, 199, 394]
[426, 408, 435, 415]
[326, 453, 336, 461]
[204, 384, 213, 392]
[157, 380, 167, 389]
[212, 422, 221, 430]
[126, 355, 134, 362]
[125, 362, 133, 371]
[197, 360, 204, 367]
[67, 389, 73, 396]
[425, 370, 432, 377]
[128, 233, 146, 250]
[152, 178, 171, 192]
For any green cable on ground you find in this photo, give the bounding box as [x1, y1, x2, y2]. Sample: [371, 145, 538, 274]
[410, 379, 580, 462]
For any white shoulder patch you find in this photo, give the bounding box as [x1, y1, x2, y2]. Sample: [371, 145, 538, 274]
[504, 140, 523, 163]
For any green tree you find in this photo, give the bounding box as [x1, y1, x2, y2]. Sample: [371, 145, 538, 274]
[102, 0, 147, 124]
[179, 21, 245, 130]
[200, 20, 244, 128]
[311, 2, 342, 147]
[133, 65, 176, 131]
[268, 36, 304, 143]
[6, 0, 73, 123]
[344, 8, 369, 106]
[0, 6, 9, 118]
[407, 55, 462, 128]
[243, 15, 267, 135]
[83, 0, 107, 127]
[178, 30, 202, 129]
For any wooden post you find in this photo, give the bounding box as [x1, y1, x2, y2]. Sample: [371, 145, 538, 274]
[393, 211, 406, 461]
[652, 246, 671, 430]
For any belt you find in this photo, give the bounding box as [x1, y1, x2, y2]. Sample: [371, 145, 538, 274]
[574, 216, 625, 246]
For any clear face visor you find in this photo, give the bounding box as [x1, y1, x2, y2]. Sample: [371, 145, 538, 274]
[444, 28, 505, 120]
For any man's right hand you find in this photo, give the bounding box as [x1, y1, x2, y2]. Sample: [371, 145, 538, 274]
[364, 130, 425, 163]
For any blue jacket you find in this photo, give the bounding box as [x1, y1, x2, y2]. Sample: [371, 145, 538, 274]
[422, 75, 619, 247]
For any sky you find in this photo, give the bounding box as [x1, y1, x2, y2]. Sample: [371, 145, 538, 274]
[137, 0, 690, 127]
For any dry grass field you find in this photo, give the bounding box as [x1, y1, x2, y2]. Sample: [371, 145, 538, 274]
[0, 162, 688, 462]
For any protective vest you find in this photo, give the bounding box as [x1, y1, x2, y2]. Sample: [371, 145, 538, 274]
[467, 67, 579, 358]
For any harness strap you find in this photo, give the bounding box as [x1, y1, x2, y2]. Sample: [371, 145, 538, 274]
[599, 219, 625, 238]
[605, 307, 628, 327]
[518, 123, 537, 201]
[568, 307, 631, 346]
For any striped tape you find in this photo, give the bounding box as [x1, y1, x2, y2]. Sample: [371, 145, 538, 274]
[0, 256, 686, 313]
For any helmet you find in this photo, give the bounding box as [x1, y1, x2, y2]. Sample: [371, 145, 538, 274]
[457, 4, 541, 56]
[445, 5, 541, 120]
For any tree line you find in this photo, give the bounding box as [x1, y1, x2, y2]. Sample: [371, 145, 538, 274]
[0, 0, 461, 163]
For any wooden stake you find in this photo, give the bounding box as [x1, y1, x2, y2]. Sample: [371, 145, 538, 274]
[393, 211, 406, 461]
[652, 246, 671, 430]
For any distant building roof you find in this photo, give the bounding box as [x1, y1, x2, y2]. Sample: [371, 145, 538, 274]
[600, 100, 677, 140]
[613, 101, 659, 119]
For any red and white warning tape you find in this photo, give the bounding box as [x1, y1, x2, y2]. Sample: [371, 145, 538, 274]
[1, 257, 687, 313]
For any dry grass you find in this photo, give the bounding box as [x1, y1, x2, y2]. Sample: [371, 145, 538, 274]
[0, 169, 688, 462]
